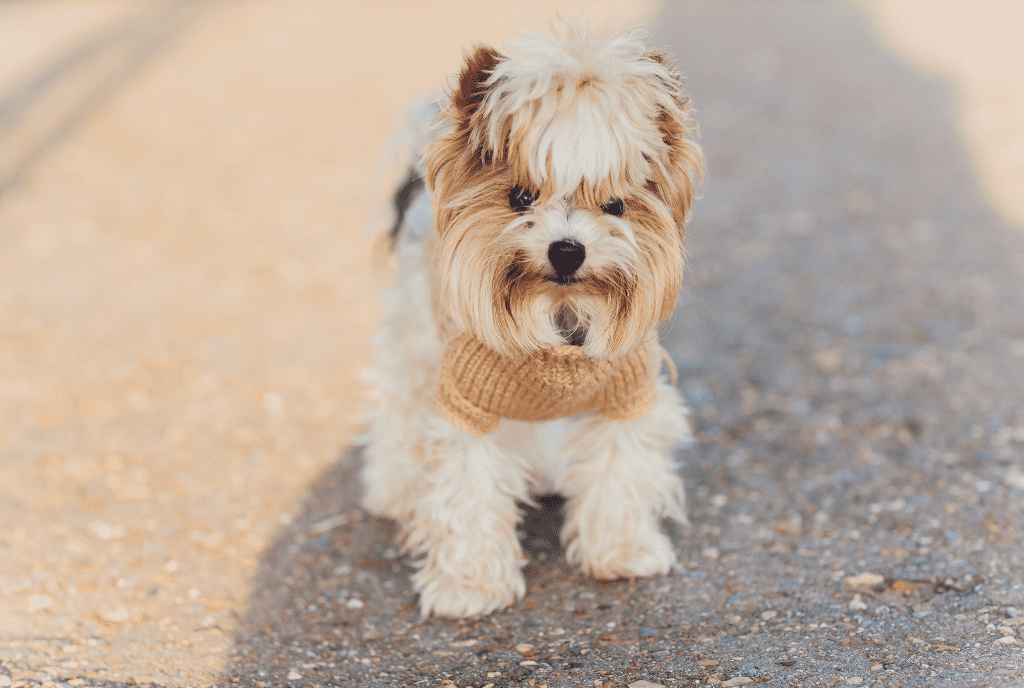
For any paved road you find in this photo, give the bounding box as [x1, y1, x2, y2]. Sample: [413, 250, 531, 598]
[230, 3, 1024, 688]
[2, 1, 1022, 688]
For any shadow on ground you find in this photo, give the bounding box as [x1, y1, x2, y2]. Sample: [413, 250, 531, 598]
[224, 2, 1024, 687]
[0, 1, 208, 199]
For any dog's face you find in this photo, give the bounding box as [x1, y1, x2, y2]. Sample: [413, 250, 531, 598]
[427, 26, 702, 359]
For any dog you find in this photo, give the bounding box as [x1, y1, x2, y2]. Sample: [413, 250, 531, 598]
[359, 20, 703, 619]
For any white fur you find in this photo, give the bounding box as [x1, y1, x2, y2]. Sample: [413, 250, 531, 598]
[480, 23, 683, 197]
[360, 234, 691, 618]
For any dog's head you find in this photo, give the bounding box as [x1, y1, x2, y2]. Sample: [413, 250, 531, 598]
[427, 22, 702, 359]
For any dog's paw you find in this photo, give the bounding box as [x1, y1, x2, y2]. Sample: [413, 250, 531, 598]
[567, 524, 676, 580]
[413, 565, 525, 618]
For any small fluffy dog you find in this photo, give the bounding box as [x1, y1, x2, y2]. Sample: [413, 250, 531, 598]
[360, 22, 703, 618]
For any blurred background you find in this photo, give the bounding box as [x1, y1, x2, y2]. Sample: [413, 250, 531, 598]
[1, 1, 1022, 686]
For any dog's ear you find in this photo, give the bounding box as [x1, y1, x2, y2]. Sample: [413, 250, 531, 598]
[452, 45, 502, 125]
[644, 49, 704, 230]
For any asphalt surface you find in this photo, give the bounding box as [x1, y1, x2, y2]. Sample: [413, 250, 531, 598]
[2, 1, 1023, 688]
[226, 3, 1024, 687]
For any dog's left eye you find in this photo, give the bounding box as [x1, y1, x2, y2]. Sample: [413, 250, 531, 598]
[600, 198, 625, 216]
[509, 185, 536, 212]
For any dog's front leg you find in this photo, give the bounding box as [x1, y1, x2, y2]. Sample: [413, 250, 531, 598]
[404, 412, 530, 618]
[557, 379, 691, 580]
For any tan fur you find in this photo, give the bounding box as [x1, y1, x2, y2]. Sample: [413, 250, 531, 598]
[426, 33, 702, 360]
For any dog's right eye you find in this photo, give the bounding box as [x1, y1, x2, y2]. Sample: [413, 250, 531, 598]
[509, 185, 536, 212]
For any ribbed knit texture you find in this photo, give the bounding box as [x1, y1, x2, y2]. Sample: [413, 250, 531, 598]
[434, 332, 658, 436]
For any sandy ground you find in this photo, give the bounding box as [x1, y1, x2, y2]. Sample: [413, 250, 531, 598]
[1, 1, 1023, 687]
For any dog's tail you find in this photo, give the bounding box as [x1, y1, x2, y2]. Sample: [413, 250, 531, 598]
[369, 93, 441, 253]
[388, 166, 425, 250]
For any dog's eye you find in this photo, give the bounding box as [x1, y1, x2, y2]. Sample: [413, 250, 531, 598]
[509, 185, 536, 212]
[600, 198, 625, 216]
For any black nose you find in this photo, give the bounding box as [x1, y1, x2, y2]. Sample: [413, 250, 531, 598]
[548, 240, 586, 278]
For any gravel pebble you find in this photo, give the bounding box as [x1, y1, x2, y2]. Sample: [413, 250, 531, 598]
[845, 572, 884, 587]
[721, 678, 753, 687]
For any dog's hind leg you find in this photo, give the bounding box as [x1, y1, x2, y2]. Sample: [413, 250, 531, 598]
[556, 379, 691, 580]
[359, 228, 442, 521]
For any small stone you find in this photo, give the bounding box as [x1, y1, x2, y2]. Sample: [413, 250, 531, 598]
[628, 681, 666, 688]
[845, 572, 884, 587]
[486, 672, 501, 678]
[870, 664, 884, 671]
[286, 671, 301, 680]
[997, 626, 1016, 636]
[0, 676, 11, 687]
[994, 637, 1017, 645]
[847, 678, 863, 685]
[760, 610, 777, 620]
[515, 643, 534, 653]
[1004, 467, 1024, 490]
[520, 660, 538, 666]
[344, 598, 363, 609]
[27, 595, 53, 613]
[103, 607, 129, 622]
[1005, 617, 1024, 626]
[849, 595, 868, 611]
[721, 678, 753, 687]
[310, 514, 347, 534]
[698, 660, 719, 666]
[889, 579, 916, 593]
[451, 639, 478, 647]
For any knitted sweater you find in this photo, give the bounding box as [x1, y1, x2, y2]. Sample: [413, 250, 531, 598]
[433, 332, 659, 436]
